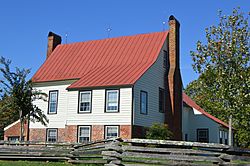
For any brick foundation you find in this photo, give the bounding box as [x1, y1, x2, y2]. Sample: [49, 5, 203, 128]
[92, 125, 104, 140]
[28, 125, 132, 142]
[64, 125, 77, 142]
[30, 126, 78, 142]
[30, 128, 46, 141]
[120, 125, 131, 139]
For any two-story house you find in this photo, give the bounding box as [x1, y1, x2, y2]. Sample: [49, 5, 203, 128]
[28, 15, 182, 142]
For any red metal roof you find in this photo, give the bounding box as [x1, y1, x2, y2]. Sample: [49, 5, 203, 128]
[183, 93, 229, 128]
[32, 31, 168, 89]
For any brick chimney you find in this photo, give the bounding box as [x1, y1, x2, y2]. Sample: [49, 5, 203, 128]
[46, 32, 62, 59]
[165, 15, 182, 140]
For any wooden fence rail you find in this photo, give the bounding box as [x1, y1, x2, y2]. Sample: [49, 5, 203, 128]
[0, 138, 115, 164]
[103, 139, 250, 166]
[0, 138, 249, 165]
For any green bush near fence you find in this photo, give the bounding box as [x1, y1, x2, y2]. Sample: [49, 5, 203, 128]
[146, 123, 173, 140]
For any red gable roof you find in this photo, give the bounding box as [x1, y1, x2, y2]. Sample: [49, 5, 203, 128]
[32, 31, 168, 89]
[183, 93, 229, 128]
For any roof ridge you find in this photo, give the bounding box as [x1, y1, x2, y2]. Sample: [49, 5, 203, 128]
[60, 31, 169, 46]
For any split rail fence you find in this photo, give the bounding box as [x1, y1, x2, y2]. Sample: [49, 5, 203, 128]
[0, 138, 249, 165]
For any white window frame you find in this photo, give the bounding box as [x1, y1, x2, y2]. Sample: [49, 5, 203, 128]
[224, 131, 228, 145]
[79, 91, 92, 113]
[105, 126, 119, 139]
[219, 130, 223, 144]
[105, 90, 119, 112]
[46, 129, 57, 142]
[48, 91, 58, 114]
[78, 126, 91, 143]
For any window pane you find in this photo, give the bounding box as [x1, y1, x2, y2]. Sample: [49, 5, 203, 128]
[49, 130, 56, 137]
[50, 93, 57, 102]
[219, 130, 223, 138]
[80, 127, 90, 136]
[197, 129, 208, 143]
[163, 50, 168, 68]
[108, 92, 117, 101]
[140, 91, 147, 114]
[224, 132, 228, 139]
[106, 90, 118, 112]
[224, 132, 228, 145]
[79, 137, 89, 142]
[106, 126, 118, 139]
[159, 88, 164, 113]
[80, 102, 90, 111]
[50, 103, 56, 112]
[81, 92, 91, 102]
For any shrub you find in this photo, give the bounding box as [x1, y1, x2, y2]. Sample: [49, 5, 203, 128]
[146, 123, 173, 140]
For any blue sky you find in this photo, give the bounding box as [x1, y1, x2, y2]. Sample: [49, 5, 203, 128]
[0, 0, 249, 87]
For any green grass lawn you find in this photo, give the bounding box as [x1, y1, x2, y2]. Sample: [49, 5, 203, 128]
[0, 160, 102, 166]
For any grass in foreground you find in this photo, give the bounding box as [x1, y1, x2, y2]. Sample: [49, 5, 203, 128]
[0, 160, 102, 166]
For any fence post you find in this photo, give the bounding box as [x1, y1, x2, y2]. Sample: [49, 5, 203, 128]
[229, 115, 233, 146]
[102, 138, 123, 166]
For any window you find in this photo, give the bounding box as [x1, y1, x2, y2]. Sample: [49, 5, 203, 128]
[224, 131, 228, 145]
[140, 91, 148, 114]
[79, 91, 92, 113]
[106, 90, 119, 112]
[163, 50, 168, 68]
[159, 88, 165, 113]
[105, 126, 119, 139]
[197, 129, 209, 143]
[48, 91, 58, 114]
[8, 136, 20, 141]
[78, 126, 91, 143]
[185, 134, 188, 141]
[46, 129, 57, 142]
[219, 130, 223, 144]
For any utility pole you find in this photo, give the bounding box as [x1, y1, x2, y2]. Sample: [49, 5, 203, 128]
[229, 115, 233, 146]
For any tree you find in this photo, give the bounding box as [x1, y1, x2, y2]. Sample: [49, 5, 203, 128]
[146, 123, 173, 140]
[0, 57, 48, 141]
[0, 96, 19, 139]
[185, 8, 250, 147]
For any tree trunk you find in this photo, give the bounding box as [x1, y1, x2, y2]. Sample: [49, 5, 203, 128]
[27, 114, 30, 141]
[19, 110, 24, 141]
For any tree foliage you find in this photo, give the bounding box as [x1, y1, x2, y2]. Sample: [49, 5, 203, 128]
[0, 96, 19, 139]
[0, 57, 48, 141]
[185, 8, 250, 147]
[146, 123, 173, 140]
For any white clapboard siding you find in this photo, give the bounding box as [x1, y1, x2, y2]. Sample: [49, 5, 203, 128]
[66, 88, 132, 125]
[30, 80, 132, 128]
[133, 40, 167, 127]
[30, 80, 76, 129]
